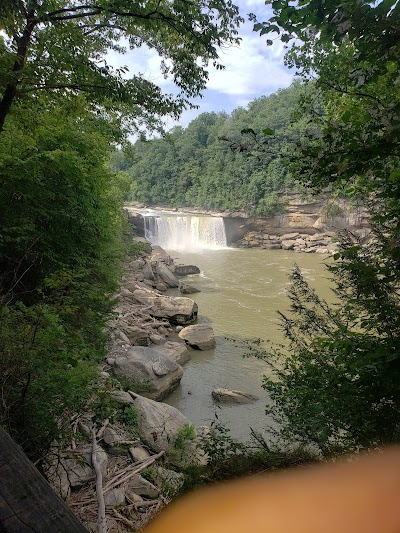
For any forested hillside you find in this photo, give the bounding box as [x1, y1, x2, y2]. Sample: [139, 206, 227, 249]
[114, 82, 316, 215]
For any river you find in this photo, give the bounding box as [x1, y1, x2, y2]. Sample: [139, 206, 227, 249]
[164, 247, 333, 442]
[137, 209, 334, 441]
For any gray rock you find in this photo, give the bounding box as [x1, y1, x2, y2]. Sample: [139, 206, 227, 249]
[119, 287, 135, 298]
[150, 246, 174, 265]
[158, 341, 191, 365]
[113, 346, 183, 401]
[114, 329, 131, 345]
[49, 445, 108, 497]
[129, 445, 150, 462]
[103, 427, 121, 446]
[126, 492, 143, 504]
[174, 265, 201, 276]
[156, 262, 179, 288]
[179, 282, 200, 294]
[100, 371, 110, 379]
[127, 474, 159, 498]
[308, 233, 326, 242]
[129, 258, 145, 271]
[120, 325, 149, 346]
[281, 232, 300, 240]
[281, 239, 296, 250]
[175, 326, 184, 333]
[133, 289, 198, 325]
[131, 393, 191, 454]
[212, 388, 258, 404]
[104, 488, 126, 508]
[263, 244, 281, 250]
[179, 324, 216, 351]
[142, 261, 155, 280]
[149, 333, 164, 345]
[155, 282, 167, 292]
[107, 357, 116, 366]
[110, 390, 135, 405]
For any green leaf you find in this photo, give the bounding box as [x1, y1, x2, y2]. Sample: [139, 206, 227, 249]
[262, 128, 274, 136]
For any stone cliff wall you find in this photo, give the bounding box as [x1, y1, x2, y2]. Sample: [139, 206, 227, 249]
[125, 193, 370, 251]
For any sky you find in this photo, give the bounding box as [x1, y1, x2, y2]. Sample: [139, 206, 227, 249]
[109, 0, 294, 129]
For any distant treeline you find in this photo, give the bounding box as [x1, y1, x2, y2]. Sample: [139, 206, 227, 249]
[112, 82, 318, 215]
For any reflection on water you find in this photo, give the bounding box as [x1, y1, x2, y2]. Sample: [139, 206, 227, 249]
[163, 248, 334, 441]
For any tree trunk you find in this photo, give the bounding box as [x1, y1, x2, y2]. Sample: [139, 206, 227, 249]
[0, 13, 36, 132]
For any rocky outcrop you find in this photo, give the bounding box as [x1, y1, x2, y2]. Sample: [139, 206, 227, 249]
[133, 289, 198, 325]
[212, 388, 259, 404]
[112, 346, 183, 401]
[237, 230, 343, 254]
[179, 324, 215, 350]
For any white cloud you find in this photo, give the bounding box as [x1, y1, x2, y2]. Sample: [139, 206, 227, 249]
[108, 0, 294, 131]
[205, 35, 292, 100]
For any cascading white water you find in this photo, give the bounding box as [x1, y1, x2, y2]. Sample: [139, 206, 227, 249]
[143, 212, 227, 251]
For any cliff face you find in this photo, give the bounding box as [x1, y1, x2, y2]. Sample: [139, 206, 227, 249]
[125, 193, 370, 247]
[223, 193, 370, 245]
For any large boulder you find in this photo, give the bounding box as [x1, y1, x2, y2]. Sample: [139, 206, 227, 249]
[212, 388, 259, 404]
[130, 394, 188, 452]
[174, 265, 201, 276]
[113, 346, 183, 401]
[179, 324, 215, 350]
[158, 341, 191, 365]
[130, 393, 202, 467]
[133, 289, 198, 325]
[155, 262, 179, 288]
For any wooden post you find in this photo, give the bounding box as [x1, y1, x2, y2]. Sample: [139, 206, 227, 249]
[0, 427, 87, 532]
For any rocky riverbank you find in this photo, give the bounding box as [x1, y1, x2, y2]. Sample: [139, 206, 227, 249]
[45, 236, 219, 532]
[236, 231, 341, 254]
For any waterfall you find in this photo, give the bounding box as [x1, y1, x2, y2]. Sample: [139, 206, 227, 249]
[143, 212, 227, 251]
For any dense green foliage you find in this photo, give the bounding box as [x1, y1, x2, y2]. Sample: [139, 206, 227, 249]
[252, 0, 400, 454]
[114, 82, 314, 214]
[0, 98, 127, 459]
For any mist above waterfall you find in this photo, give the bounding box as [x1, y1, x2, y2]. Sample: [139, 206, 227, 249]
[143, 212, 227, 251]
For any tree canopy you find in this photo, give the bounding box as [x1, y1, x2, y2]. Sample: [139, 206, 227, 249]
[0, 0, 242, 133]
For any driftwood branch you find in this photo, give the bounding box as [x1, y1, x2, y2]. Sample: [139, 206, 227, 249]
[103, 451, 165, 493]
[92, 430, 107, 533]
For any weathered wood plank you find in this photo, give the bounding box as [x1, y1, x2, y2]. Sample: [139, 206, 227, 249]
[0, 427, 87, 532]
